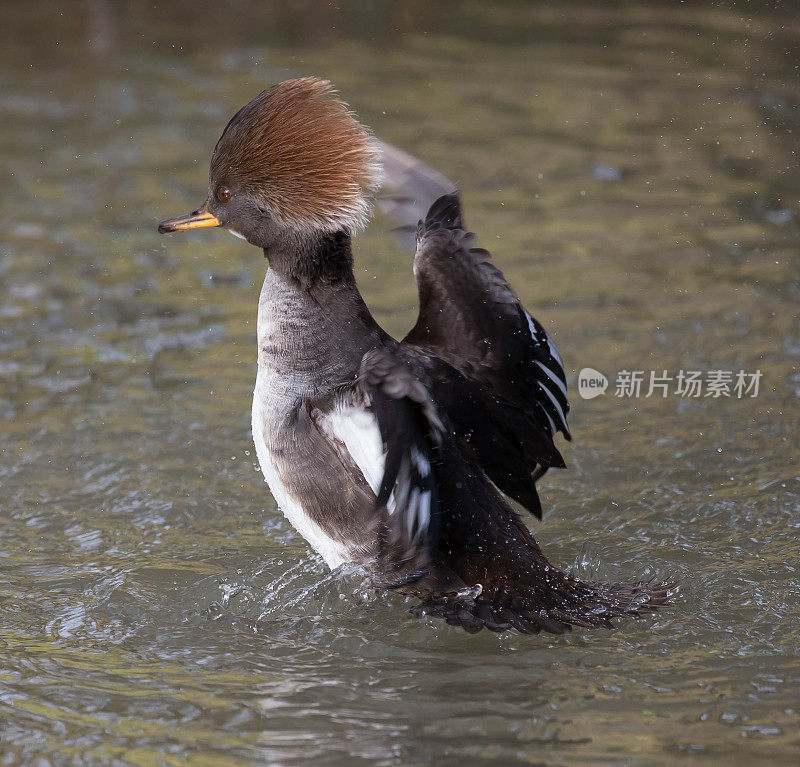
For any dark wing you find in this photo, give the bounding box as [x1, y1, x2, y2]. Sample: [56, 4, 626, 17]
[353, 348, 445, 588]
[401, 193, 569, 517]
[373, 150, 569, 442]
[404, 192, 570, 440]
[417, 356, 565, 519]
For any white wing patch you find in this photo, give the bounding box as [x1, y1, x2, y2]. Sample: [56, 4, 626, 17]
[318, 401, 390, 504]
[319, 400, 431, 544]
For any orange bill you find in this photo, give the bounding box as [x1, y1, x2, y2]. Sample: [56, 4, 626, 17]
[158, 208, 220, 233]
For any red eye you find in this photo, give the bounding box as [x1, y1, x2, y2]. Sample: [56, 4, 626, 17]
[217, 186, 231, 203]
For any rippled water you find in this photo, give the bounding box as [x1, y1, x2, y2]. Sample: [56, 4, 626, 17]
[2, 2, 799, 764]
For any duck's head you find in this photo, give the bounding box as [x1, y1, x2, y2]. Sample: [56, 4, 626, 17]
[158, 77, 382, 251]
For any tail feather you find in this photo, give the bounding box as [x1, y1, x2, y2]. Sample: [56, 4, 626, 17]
[411, 578, 673, 636]
[399, 392, 674, 637]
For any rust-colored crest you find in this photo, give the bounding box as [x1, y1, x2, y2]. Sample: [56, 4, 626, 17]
[210, 78, 382, 232]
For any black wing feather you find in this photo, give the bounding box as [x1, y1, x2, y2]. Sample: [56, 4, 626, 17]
[401, 193, 570, 517]
[419, 356, 565, 519]
[356, 349, 444, 588]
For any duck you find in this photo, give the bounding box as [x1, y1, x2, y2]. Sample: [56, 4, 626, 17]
[158, 77, 670, 635]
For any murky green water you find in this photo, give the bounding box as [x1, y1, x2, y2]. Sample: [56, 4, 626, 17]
[2, 1, 799, 764]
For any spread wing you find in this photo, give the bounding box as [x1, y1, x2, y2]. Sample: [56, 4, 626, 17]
[401, 193, 570, 516]
[417, 356, 565, 520]
[326, 349, 444, 588]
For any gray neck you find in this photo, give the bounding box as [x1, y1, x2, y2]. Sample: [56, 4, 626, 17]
[256, 266, 383, 399]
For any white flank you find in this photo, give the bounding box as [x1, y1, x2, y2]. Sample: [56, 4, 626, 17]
[251, 375, 349, 570]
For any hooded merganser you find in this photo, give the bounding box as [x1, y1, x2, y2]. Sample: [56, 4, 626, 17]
[158, 78, 670, 634]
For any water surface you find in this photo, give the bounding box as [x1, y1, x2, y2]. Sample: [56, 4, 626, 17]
[1, 2, 799, 764]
